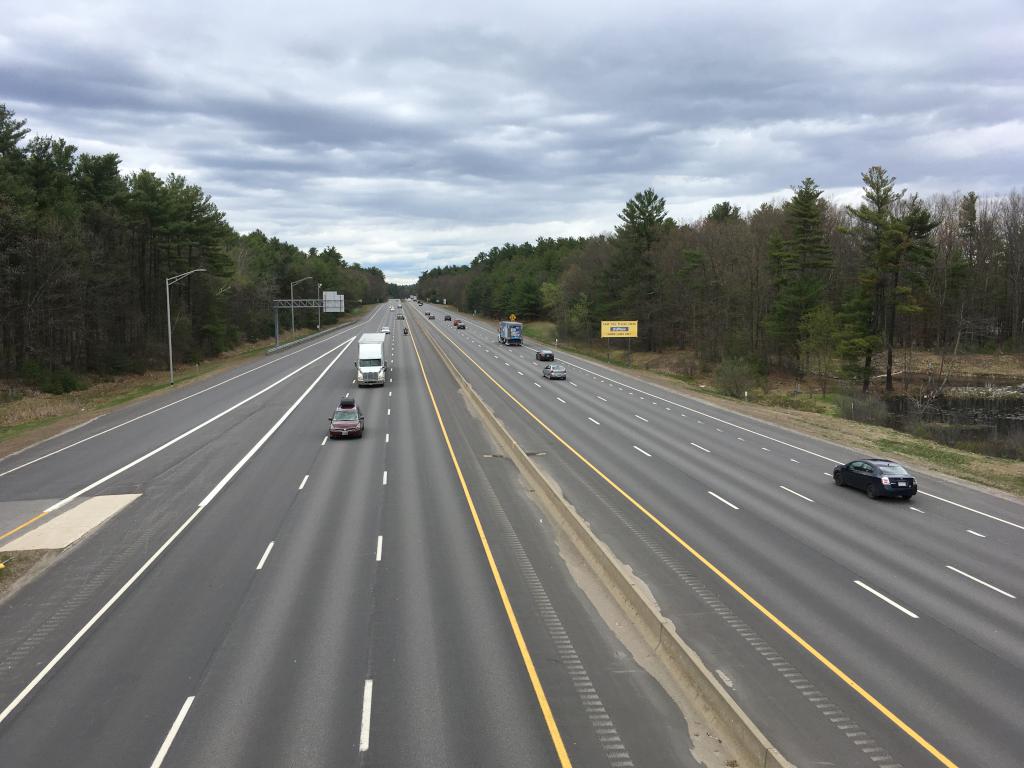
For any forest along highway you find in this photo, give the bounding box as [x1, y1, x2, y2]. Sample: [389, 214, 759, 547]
[0, 304, 699, 767]
[420, 300, 1024, 768]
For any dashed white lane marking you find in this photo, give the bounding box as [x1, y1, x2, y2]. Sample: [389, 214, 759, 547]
[597, 395, 608, 402]
[345, 392, 351, 397]
[946, 565, 1015, 598]
[780, 485, 814, 503]
[910, 506, 926, 513]
[556, 397, 567, 404]
[966, 529, 985, 538]
[376, 535, 383, 561]
[352, 379, 356, 384]
[708, 491, 739, 510]
[588, 417, 601, 425]
[790, 458, 800, 463]
[854, 580, 919, 618]
[505, 362, 510, 366]
[299, 474, 309, 490]
[149, 696, 195, 768]
[737, 437, 744, 441]
[634, 414, 649, 422]
[256, 541, 274, 570]
[570, 381, 578, 387]
[385, 433, 390, 443]
[517, 370, 524, 376]
[387, 408, 391, 416]
[321, 436, 328, 446]
[918, 491, 1024, 532]
[690, 442, 711, 453]
[389, 391, 392, 397]
[761, 447, 771, 452]
[716, 428, 723, 432]
[382, 471, 388, 486]
[359, 680, 373, 752]
[633, 445, 652, 457]
[534, 382, 542, 388]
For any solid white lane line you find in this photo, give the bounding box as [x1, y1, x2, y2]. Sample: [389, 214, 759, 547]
[597, 395, 608, 402]
[299, 474, 309, 490]
[780, 485, 814, 503]
[946, 565, 1015, 598]
[321, 436, 328, 446]
[854, 580, 919, 618]
[149, 696, 195, 768]
[966, 529, 986, 538]
[556, 397, 567, 404]
[360, 680, 373, 752]
[385, 433, 390, 443]
[588, 417, 600, 425]
[0, 342, 352, 727]
[376, 536, 383, 562]
[918, 491, 1024, 532]
[708, 491, 739, 510]
[382, 471, 388, 486]
[634, 414, 649, 422]
[256, 541, 275, 570]
[2, 336, 358, 542]
[633, 445, 652, 457]
[690, 442, 711, 453]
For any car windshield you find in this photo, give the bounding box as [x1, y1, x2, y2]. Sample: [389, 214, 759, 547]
[549, 365, 565, 372]
[359, 358, 381, 367]
[333, 409, 358, 422]
[877, 464, 909, 475]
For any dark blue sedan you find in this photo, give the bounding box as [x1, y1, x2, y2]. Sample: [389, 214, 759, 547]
[833, 459, 917, 499]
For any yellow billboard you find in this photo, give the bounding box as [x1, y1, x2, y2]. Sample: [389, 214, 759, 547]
[600, 320, 638, 338]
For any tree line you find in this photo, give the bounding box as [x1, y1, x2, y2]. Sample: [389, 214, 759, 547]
[0, 105, 388, 392]
[417, 174, 1024, 392]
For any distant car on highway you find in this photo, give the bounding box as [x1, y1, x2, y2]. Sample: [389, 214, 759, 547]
[833, 459, 917, 499]
[428, 313, 436, 319]
[328, 397, 364, 439]
[444, 314, 452, 321]
[542, 364, 566, 380]
[536, 349, 554, 361]
[454, 319, 465, 329]
[382, 326, 391, 334]
[397, 313, 404, 320]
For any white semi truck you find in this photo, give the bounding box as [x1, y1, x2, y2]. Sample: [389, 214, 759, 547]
[356, 332, 388, 387]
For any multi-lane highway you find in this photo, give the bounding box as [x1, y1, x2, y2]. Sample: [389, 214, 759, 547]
[413, 301, 1024, 768]
[2, 300, 1022, 767]
[0, 305, 697, 767]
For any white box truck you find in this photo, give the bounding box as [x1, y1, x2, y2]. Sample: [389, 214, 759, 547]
[356, 332, 388, 387]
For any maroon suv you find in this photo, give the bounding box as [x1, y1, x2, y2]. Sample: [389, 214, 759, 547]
[328, 398, 364, 438]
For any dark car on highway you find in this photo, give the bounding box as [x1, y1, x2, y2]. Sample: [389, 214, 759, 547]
[328, 397, 364, 439]
[536, 349, 554, 361]
[542, 364, 566, 380]
[833, 459, 917, 499]
[444, 314, 452, 321]
[454, 319, 465, 329]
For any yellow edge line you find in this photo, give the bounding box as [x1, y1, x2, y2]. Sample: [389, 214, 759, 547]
[0, 509, 53, 544]
[430, 324, 959, 768]
[409, 323, 573, 768]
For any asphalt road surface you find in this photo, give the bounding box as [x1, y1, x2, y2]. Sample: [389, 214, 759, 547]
[0, 305, 696, 768]
[412, 301, 1024, 768]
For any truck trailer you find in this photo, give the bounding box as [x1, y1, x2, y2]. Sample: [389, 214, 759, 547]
[356, 333, 388, 386]
[498, 320, 523, 346]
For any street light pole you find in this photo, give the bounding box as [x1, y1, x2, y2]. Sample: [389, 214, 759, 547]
[290, 276, 313, 334]
[166, 268, 207, 384]
[317, 282, 322, 329]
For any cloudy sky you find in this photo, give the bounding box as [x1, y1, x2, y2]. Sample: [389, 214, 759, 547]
[2, 0, 1022, 282]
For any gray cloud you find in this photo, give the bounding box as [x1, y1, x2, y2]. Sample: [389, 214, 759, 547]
[2, 0, 1022, 280]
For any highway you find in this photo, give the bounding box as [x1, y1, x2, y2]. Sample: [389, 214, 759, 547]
[0, 305, 696, 767]
[413, 301, 1024, 768]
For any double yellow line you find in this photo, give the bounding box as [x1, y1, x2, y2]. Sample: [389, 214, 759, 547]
[425, 322, 959, 768]
[407, 321, 573, 767]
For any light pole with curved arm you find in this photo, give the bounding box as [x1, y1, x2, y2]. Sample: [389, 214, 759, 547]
[166, 268, 206, 384]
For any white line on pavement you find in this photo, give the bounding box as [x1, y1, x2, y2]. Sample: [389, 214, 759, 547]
[256, 541, 275, 570]
[761, 447, 771, 452]
[708, 491, 739, 510]
[382, 471, 388, 486]
[918, 491, 1024, 532]
[321, 436, 327, 446]
[966, 530, 986, 538]
[376, 535, 383, 562]
[149, 696, 195, 768]
[790, 458, 800, 463]
[634, 414, 649, 422]
[557, 397, 567, 404]
[570, 382, 578, 387]
[633, 445, 652, 457]
[534, 382, 542, 388]
[299, 474, 309, 490]
[588, 417, 600, 425]
[517, 371, 524, 376]
[690, 442, 711, 453]
[387, 408, 391, 416]
[780, 485, 814, 503]
[910, 506, 926, 513]
[946, 565, 1015, 598]
[854, 580, 919, 618]
[360, 680, 374, 752]
[386, 433, 390, 443]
